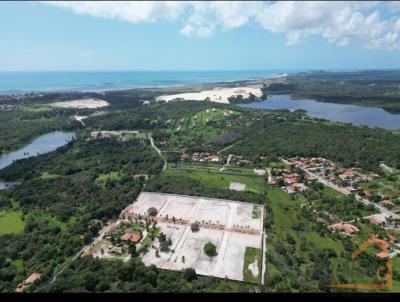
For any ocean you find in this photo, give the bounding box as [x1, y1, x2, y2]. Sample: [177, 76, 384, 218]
[0, 70, 292, 93]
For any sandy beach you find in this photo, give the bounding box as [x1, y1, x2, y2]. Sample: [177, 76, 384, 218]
[51, 98, 109, 109]
[156, 86, 262, 104]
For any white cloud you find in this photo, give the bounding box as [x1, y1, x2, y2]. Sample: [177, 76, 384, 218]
[42, 1, 400, 50]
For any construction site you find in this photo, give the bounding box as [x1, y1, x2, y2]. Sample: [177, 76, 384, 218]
[118, 192, 266, 283]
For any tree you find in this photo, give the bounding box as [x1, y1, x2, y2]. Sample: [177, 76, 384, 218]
[203, 242, 217, 257]
[128, 242, 138, 257]
[190, 223, 200, 232]
[147, 207, 158, 217]
[183, 268, 197, 281]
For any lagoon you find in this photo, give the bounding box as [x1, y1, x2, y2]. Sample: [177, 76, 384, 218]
[241, 95, 400, 130]
[0, 131, 75, 171]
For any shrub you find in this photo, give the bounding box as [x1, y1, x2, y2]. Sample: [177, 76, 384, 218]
[203, 242, 217, 257]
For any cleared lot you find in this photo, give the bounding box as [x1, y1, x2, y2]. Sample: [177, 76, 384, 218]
[126, 192, 264, 283]
[50, 98, 109, 108]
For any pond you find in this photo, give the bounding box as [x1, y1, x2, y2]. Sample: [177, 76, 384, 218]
[0, 131, 75, 188]
[240, 95, 400, 130]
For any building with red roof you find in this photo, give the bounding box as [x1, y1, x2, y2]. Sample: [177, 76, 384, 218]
[121, 231, 141, 243]
[15, 272, 42, 293]
[328, 223, 360, 235]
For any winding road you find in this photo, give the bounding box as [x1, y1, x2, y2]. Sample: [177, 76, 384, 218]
[149, 135, 167, 171]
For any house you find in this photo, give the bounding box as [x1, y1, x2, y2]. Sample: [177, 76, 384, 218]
[380, 199, 395, 207]
[81, 251, 93, 258]
[121, 232, 142, 243]
[368, 214, 386, 227]
[376, 251, 390, 259]
[90, 131, 120, 140]
[16, 273, 43, 293]
[388, 234, 397, 243]
[369, 236, 391, 259]
[285, 185, 296, 194]
[293, 183, 308, 192]
[237, 159, 251, 166]
[134, 173, 149, 180]
[180, 153, 190, 161]
[208, 155, 220, 162]
[328, 223, 360, 235]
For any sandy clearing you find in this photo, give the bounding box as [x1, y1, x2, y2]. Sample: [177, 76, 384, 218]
[156, 86, 262, 104]
[135, 192, 264, 282]
[51, 98, 109, 109]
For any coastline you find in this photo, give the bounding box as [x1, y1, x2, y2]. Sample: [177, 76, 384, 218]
[0, 71, 289, 95]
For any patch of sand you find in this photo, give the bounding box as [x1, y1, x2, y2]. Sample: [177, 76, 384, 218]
[51, 98, 109, 109]
[156, 86, 262, 104]
[248, 259, 259, 277]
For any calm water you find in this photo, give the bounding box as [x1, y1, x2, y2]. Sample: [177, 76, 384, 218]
[0, 131, 75, 171]
[0, 70, 293, 93]
[241, 95, 400, 130]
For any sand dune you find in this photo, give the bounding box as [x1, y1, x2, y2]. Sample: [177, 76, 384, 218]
[156, 86, 262, 104]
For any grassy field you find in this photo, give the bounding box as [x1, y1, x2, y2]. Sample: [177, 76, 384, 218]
[170, 162, 259, 176]
[40, 171, 61, 180]
[164, 168, 265, 194]
[0, 210, 25, 236]
[23, 104, 51, 112]
[96, 171, 122, 183]
[243, 247, 262, 284]
[25, 210, 68, 232]
[163, 108, 242, 152]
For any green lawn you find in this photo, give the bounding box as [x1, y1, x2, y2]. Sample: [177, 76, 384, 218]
[0, 210, 25, 236]
[164, 168, 265, 194]
[243, 247, 262, 284]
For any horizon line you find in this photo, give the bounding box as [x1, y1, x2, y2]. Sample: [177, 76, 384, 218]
[1, 68, 400, 73]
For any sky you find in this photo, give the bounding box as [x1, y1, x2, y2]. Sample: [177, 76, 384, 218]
[1, 1, 400, 71]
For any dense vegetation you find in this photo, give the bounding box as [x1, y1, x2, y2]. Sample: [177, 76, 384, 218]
[37, 257, 252, 293]
[0, 138, 163, 292]
[231, 112, 400, 171]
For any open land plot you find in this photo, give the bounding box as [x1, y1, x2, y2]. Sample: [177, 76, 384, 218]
[129, 192, 264, 283]
[163, 168, 266, 194]
[0, 210, 25, 236]
[50, 98, 109, 109]
[156, 86, 262, 104]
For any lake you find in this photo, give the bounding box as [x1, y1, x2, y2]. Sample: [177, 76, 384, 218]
[0, 131, 75, 188]
[241, 95, 400, 130]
